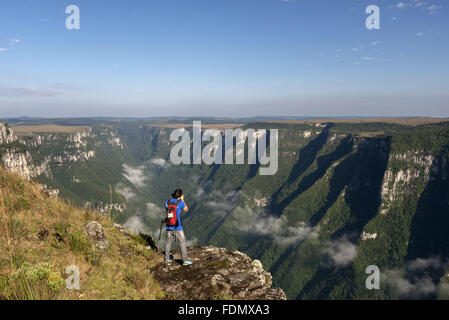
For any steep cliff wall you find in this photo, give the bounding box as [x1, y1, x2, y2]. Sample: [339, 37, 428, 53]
[2, 119, 449, 300]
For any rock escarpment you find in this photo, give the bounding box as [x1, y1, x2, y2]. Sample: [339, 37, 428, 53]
[0, 122, 112, 180]
[150, 246, 287, 300]
[84, 221, 109, 253]
[0, 122, 18, 144]
[1, 149, 51, 180]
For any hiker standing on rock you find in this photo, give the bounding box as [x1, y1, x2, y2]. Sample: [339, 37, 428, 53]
[163, 189, 193, 266]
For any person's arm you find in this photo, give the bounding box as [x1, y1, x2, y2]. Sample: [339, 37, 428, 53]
[181, 195, 189, 212]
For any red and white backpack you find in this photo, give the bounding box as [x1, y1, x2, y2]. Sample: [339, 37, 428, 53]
[165, 199, 181, 227]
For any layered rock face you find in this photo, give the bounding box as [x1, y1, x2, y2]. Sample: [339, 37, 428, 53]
[84, 221, 109, 253]
[0, 123, 103, 179]
[1, 150, 50, 180]
[379, 151, 435, 215]
[150, 246, 286, 300]
[0, 122, 18, 144]
[84, 202, 127, 214]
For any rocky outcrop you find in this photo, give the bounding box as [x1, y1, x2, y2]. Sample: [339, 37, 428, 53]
[24, 134, 58, 148]
[150, 246, 286, 300]
[1, 149, 51, 180]
[379, 151, 434, 215]
[0, 122, 98, 179]
[361, 231, 378, 240]
[279, 125, 322, 148]
[67, 130, 92, 148]
[253, 196, 270, 207]
[84, 221, 109, 253]
[38, 184, 60, 199]
[107, 131, 124, 149]
[0, 122, 18, 144]
[52, 150, 95, 165]
[84, 201, 127, 214]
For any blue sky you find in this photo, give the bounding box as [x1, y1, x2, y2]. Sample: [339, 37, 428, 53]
[0, 0, 448, 117]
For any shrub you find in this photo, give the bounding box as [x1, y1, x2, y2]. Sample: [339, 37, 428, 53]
[67, 231, 90, 255]
[53, 223, 90, 255]
[4, 262, 64, 299]
[47, 272, 65, 292]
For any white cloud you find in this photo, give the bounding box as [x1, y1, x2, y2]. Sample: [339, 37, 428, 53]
[416, 32, 424, 36]
[123, 216, 150, 235]
[194, 179, 211, 199]
[392, 1, 442, 15]
[9, 38, 20, 46]
[384, 257, 449, 298]
[385, 269, 438, 297]
[391, 1, 440, 13]
[201, 189, 317, 246]
[146, 202, 164, 219]
[370, 41, 380, 46]
[414, 1, 427, 8]
[115, 183, 136, 201]
[237, 210, 318, 246]
[427, 4, 441, 14]
[150, 158, 168, 168]
[407, 257, 442, 271]
[361, 57, 376, 61]
[274, 222, 318, 246]
[324, 237, 357, 267]
[205, 189, 241, 217]
[122, 164, 147, 188]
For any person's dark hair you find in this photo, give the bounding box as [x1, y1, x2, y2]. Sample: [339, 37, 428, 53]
[172, 189, 183, 199]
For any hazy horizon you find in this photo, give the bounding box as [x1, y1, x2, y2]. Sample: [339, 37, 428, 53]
[1, 0, 448, 117]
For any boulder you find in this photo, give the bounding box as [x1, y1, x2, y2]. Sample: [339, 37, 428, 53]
[150, 246, 286, 300]
[84, 221, 109, 253]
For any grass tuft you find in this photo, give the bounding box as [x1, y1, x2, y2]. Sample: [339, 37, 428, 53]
[0, 167, 163, 300]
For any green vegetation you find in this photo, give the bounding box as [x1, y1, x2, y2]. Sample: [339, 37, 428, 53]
[0, 168, 163, 300]
[2, 118, 449, 300]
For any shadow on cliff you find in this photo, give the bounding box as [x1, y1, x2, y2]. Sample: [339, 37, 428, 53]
[405, 148, 449, 297]
[297, 136, 392, 299]
[266, 137, 356, 284]
[268, 125, 332, 217]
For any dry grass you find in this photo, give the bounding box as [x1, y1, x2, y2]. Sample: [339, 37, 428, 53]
[355, 131, 386, 138]
[12, 125, 91, 137]
[144, 123, 244, 129]
[0, 168, 163, 300]
[269, 117, 449, 126]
